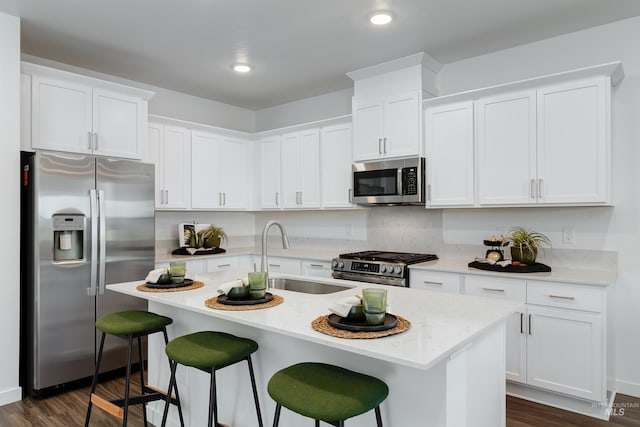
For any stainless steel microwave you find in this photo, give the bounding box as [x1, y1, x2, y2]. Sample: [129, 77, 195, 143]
[352, 157, 425, 205]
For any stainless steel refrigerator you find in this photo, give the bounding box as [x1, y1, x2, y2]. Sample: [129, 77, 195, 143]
[21, 151, 155, 396]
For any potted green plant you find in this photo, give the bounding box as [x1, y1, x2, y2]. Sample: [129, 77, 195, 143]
[506, 227, 551, 264]
[200, 225, 228, 249]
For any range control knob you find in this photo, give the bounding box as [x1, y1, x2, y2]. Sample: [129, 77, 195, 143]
[332, 259, 338, 269]
[394, 266, 402, 274]
[338, 261, 345, 269]
[380, 265, 387, 273]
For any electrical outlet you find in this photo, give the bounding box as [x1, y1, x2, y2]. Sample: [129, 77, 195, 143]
[562, 227, 575, 245]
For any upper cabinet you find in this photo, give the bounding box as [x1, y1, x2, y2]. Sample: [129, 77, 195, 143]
[281, 128, 321, 209]
[348, 52, 441, 162]
[191, 131, 250, 210]
[424, 62, 623, 208]
[22, 63, 153, 159]
[321, 122, 353, 208]
[259, 136, 282, 209]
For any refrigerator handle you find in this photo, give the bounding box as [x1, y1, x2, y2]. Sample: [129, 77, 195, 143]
[98, 190, 107, 295]
[88, 189, 98, 296]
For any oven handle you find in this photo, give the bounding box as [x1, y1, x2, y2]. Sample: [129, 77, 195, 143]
[331, 271, 407, 287]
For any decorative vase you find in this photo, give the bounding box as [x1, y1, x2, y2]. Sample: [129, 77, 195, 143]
[510, 246, 537, 264]
[203, 236, 221, 249]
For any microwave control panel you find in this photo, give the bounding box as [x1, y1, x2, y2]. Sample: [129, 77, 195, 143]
[402, 167, 418, 195]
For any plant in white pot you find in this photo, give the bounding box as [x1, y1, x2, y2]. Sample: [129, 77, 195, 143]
[506, 227, 551, 264]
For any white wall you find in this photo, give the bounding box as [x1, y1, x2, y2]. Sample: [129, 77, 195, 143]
[0, 12, 22, 404]
[21, 54, 255, 132]
[254, 88, 353, 131]
[438, 16, 640, 395]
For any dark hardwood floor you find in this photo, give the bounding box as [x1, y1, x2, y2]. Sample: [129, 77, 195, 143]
[0, 376, 639, 426]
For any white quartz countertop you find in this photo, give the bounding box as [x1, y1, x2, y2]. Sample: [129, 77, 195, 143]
[155, 246, 337, 263]
[107, 270, 521, 371]
[410, 258, 615, 287]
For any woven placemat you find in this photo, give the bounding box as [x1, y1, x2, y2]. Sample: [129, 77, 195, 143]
[311, 315, 411, 339]
[136, 281, 204, 293]
[204, 294, 284, 311]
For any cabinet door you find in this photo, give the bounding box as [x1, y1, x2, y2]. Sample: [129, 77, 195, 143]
[352, 98, 384, 161]
[298, 128, 321, 208]
[383, 91, 421, 158]
[526, 306, 603, 401]
[537, 77, 608, 204]
[191, 131, 222, 209]
[31, 75, 92, 153]
[281, 132, 301, 208]
[321, 123, 353, 208]
[477, 90, 536, 205]
[147, 123, 164, 208]
[220, 137, 249, 209]
[260, 136, 282, 209]
[425, 101, 475, 207]
[93, 89, 144, 159]
[162, 125, 191, 209]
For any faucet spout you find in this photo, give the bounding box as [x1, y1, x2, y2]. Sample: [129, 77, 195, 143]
[261, 220, 290, 275]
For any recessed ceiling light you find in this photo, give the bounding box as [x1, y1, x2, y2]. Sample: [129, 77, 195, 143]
[233, 64, 251, 73]
[369, 11, 393, 26]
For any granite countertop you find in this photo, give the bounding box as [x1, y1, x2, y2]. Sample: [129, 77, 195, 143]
[410, 258, 616, 287]
[107, 270, 521, 371]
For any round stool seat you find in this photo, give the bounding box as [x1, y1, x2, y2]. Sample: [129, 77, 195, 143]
[95, 310, 173, 336]
[268, 362, 389, 422]
[165, 331, 258, 369]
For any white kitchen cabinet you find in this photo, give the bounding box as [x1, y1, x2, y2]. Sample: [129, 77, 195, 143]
[191, 130, 249, 210]
[477, 90, 537, 205]
[148, 123, 191, 210]
[409, 270, 461, 294]
[281, 128, 321, 209]
[301, 260, 333, 278]
[464, 275, 527, 384]
[352, 90, 421, 161]
[424, 101, 475, 207]
[28, 69, 149, 159]
[155, 259, 206, 276]
[536, 78, 609, 204]
[260, 136, 282, 209]
[320, 122, 353, 208]
[206, 255, 251, 272]
[264, 257, 301, 275]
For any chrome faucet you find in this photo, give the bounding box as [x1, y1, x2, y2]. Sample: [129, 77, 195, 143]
[261, 220, 290, 276]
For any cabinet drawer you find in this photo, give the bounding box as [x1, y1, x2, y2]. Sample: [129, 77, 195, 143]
[155, 260, 206, 275]
[464, 275, 526, 301]
[206, 255, 250, 272]
[265, 257, 301, 274]
[527, 281, 603, 313]
[302, 260, 332, 278]
[409, 270, 460, 293]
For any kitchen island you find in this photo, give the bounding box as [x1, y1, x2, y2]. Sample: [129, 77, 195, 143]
[108, 270, 521, 427]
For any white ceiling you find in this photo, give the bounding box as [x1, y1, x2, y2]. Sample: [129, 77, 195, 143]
[1, 0, 640, 110]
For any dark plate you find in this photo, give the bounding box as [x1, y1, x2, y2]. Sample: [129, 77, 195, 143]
[145, 279, 194, 289]
[327, 313, 397, 332]
[217, 292, 274, 306]
[483, 240, 509, 247]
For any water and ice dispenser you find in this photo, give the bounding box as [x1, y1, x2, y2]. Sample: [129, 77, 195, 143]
[52, 214, 85, 262]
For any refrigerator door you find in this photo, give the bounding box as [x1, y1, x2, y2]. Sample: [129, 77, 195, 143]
[95, 157, 154, 373]
[32, 152, 97, 391]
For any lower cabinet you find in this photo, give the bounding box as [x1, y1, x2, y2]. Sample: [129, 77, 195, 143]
[155, 259, 206, 275]
[206, 255, 251, 272]
[411, 269, 607, 403]
[301, 260, 332, 278]
[262, 256, 302, 275]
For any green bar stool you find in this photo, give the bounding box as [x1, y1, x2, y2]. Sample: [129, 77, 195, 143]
[160, 331, 264, 427]
[85, 310, 184, 427]
[268, 362, 389, 427]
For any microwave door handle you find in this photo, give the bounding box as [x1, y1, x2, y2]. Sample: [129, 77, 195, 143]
[98, 190, 107, 295]
[397, 169, 403, 196]
[88, 189, 98, 296]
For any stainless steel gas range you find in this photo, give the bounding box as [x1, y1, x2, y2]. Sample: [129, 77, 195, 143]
[331, 251, 438, 287]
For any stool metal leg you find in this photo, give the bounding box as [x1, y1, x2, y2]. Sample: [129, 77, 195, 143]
[162, 328, 185, 427]
[246, 356, 264, 427]
[161, 360, 178, 427]
[315, 421, 320, 427]
[375, 406, 383, 427]
[122, 334, 134, 427]
[85, 332, 106, 427]
[272, 403, 282, 427]
[137, 336, 148, 427]
[209, 369, 218, 427]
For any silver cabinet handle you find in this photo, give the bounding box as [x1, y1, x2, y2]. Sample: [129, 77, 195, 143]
[222, 192, 226, 206]
[348, 188, 352, 203]
[299, 191, 303, 205]
[548, 294, 576, 300]
[93, 132, 98, 150]
[378, 138, 382, 154]
[383, 137, 387, 153]
[538, 179, 544, 199]
[423, 281, 443, 286]
[88, 131, 92, 150]
[520, 312, 524, 334]
[530, 179, 536, 199]
[165, 190, 168, 205]
[269, 264, 280, 268]
[217, 263, 231, 268]
[218, 192, 222, 206]
[481, 287, 505, 293]
[427, 184, 432, 202]
[275, 192, 279, 206]
[309, 264, 325, 269]
[528, 314, 532, 335]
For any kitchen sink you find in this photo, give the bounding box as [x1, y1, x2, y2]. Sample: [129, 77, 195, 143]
[268, 278, 352, 294]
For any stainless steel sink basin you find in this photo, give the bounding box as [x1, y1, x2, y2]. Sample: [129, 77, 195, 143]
[268, 278, 352, 294]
